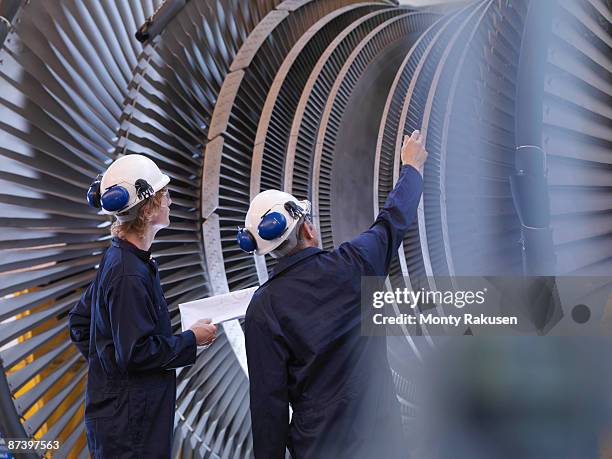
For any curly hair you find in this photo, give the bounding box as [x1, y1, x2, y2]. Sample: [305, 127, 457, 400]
[110, 188, 166, 239]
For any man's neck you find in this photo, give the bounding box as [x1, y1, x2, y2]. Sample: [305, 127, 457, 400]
[123, 227, 156, 251]
[283, 240, 318, 258]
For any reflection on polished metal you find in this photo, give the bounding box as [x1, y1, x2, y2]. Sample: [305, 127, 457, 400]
[0, 0, 610, 457]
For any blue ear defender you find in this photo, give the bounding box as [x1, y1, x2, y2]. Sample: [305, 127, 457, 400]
[236, 201, 307, 252]
[258, 211, 288, 240]
[86, 176, 153, 212]
[237, 228, 257, 252]
[86, 175, 103, 208]
[101, 185, 131, 211]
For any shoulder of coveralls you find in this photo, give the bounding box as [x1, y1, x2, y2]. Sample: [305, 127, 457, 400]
[100, 245, 152, 287]
[244, 285, 273, 325]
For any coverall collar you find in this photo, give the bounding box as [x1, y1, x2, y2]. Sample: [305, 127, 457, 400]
[111, 237, 152, 262]
[268, 246, 323, 281]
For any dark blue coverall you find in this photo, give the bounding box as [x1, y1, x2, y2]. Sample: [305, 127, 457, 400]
[245, 164, 423, 458]
[68, 237, 197, 458]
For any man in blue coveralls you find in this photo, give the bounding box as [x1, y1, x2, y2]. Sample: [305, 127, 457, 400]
[237, 130, 427, 458]
[68, 155, 217, 458]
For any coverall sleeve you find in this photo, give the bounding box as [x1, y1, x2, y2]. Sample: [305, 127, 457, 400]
[340, 164, 423, 276]
[68, 282, 94, 359]
[245, 304, 290, 459]
[106, 274, 196, 372]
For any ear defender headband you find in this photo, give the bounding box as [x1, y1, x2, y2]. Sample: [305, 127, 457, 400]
[236, 201, 308, 253]
[86, 175, 153, 212]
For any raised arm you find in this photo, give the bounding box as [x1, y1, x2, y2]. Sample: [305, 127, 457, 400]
[339, 130, 427, 276]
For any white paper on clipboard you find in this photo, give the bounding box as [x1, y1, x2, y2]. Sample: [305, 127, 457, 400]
[178, 287, 258, 332]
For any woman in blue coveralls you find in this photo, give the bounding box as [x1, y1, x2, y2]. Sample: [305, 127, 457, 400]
[68, 155, 217, 458]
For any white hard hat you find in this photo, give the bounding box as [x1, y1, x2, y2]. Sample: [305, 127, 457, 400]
[86, 154, 170, 221]
[237, 189, 311, 256]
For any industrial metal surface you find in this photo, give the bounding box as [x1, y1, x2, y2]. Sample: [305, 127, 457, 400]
[0, 0, 610, 457]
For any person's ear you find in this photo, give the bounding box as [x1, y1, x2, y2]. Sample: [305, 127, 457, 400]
[302, 220, 315, 241]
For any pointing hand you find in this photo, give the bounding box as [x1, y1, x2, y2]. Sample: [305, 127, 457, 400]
[401, 129, 428, 175]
